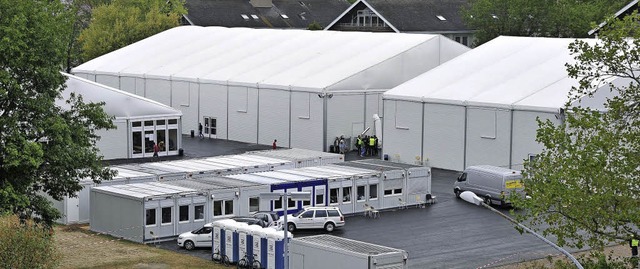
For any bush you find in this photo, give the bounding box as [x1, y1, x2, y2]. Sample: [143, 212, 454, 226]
[0, 214, 59, 269]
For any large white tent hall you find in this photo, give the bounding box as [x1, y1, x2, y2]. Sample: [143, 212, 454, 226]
[60, 73, 183, 160]
[382, 36, 611, 171]
[72, 26, 469, 151]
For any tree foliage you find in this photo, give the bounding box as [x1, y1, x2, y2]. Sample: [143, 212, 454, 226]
[513, 13, 640, 250]
[78, 0, 187, 62]
[307, 21, 323, 30]
[462, 0, 629, 46]
[63, 0, 111, 72]
[0, 214, 60, 268]
[0, 0, 115, 226]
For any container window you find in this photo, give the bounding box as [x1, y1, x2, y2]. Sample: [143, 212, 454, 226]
[357, 186, 365, 201]
[342, 186, 351, 203]
[394, 188, 403, 195]
[168, 119, 178, 125]
[273, 197, 283, 210]
[288, 197, 296, 208]
[156, 120, 166, 125]
[369, 184, 378, 199]
[161, 207, 172, 224]
[214, 200, 223, 216]
[179, 205, 189, 222]
[329, 188, 339, 204]
[145, 208, 156, 226]
[302, 198, 311, 207]
[315, 191, 324, 206]
[384, 189, 393, 196]
[249, 197, 259, 213]
[224, 200, 233, 215]
[194, 205, 204, 220]
[144, 120, 154, 126]
[132, 121, 142, 127]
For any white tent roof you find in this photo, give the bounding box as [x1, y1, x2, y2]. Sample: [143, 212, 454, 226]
[73, 26, 468, 93]
[60, 73, 182, 119]
[383, 36, 605, 112]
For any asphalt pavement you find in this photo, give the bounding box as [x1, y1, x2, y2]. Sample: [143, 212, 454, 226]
[151, 137, 574, 268]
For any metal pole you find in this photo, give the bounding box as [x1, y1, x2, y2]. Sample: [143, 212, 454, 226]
[283, 193, 289, 269]
[480, 203, 584, 269]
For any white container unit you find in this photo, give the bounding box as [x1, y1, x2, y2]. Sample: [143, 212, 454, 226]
[230, 155, 296, 171]
[53, 166, 157, 224]
[225, 174, 288, 212]
[346, 159, 432, 207]
[194, 176, 269, 217]
[204, 156, 273, 173]
[249, 171, 330, 211]
[336, 161, 408, 209]
[189, 159, 245, 175]
[289, 235, 408, 269]
[90, 182, 202, 243]
[118, 163, 187, 181]
[307, 165, 382, 213]
[247, 148, 344, 168]
[150, 160, 237, 177]
[160, 179, 227, 234]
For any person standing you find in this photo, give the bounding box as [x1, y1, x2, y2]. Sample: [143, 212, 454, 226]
[152, 142, 159, 157]
[339, 136, 345, 154]
[356, 135, 362, 155]
[272, 139, 277, 150]
[198, 122, 204, 139]
[631, 235, 638, 258]
[368, 135, 375, 156]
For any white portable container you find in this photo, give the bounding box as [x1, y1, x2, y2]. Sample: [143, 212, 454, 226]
[289, 235, 408, 269]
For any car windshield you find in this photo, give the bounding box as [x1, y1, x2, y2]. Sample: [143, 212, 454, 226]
[292, 210, 305, 217]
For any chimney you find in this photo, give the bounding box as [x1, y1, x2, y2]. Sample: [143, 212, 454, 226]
[249, 0, 272, 8]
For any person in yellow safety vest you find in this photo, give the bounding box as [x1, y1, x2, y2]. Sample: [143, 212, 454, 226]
[631, 235, 639, 258]
[356, 135, 362, 155]
[369, 136, 375, 156]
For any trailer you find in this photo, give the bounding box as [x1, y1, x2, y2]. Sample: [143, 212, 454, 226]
[246, 148, 344, 168]
[289, 235, 408, 269]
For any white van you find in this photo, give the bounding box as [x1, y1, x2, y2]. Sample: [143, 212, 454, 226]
[453, 165, 524, 206]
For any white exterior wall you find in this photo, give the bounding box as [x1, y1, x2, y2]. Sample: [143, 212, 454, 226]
[228, 86, 259, 144]
[423, 104, 465, 171]
[511, 111, 559, 170]
[365, 92, 383, 134]
[95, 120, 128, 160]
[290, 92, 324, 150]
[258, 89, 290, 147]
[120, 77, 137, 94]
[171, 81, 199, 135]
[327, 93, 365, 151]
[145, 78, 172, 105]
[382, 100, 422, 164]
[200, 83, 228, 139]
[465, 107, 511, 168]
[95, 74, 119, 89]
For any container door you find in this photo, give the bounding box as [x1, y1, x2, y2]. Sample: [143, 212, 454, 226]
[66, 197, 80, 223]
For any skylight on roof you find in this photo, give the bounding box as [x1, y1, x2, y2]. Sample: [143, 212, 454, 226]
[436, 15, 446, 21]
[241, 14, 249, 20]
[251, 14, 259, 20]
[281, 14, 289, 19]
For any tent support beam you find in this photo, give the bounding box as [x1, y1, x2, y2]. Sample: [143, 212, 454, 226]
[421, 102, 425, 166]
[463, 105, 468, 170]
[322, 91, 328, 152]
[509, 109, 514, 169]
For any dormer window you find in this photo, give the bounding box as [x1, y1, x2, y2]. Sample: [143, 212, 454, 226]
[251, 14, 259, 20]
[436, 15, 446, 21]
[241, 14, 250, 20]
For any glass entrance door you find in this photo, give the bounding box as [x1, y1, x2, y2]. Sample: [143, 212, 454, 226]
[203, 116, 217, 139]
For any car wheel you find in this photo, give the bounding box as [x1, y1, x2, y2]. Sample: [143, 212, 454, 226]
[325, 222, 335, 232]
[454, 189, 460, 198]
[184, 240, 195, 251]
[287, 223, 296, 232]
[484, 196, 491, 205]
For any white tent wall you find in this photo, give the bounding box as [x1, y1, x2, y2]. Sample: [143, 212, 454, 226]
[171, 80, 199, 135]
[95, 120, 128, 160]
[200, 83, 228, 139]
[510, 111, 559, 170]
[290, 91, 324, 150]
[464, 107, 512, 168]
[326, 93, 366, 151]
[365, 92, 383, 135]
[258, 89, 291, 147]
[95, 74, 119, 89]
[228, 86, 259, 144]
[423, 103, 465, 171]
[145, 78, 172, 105]
[382, 100, 423, 164]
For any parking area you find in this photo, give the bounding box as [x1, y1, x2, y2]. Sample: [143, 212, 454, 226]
[156, 165, 571, 268]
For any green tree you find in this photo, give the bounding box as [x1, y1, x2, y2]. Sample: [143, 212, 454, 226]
[513, 12, 640, 251]
[0, 214, 60, 268]
[307, 21, 323, 30]
[0, 0, 115, 226]
[78, 0, 187, 62]
[63, 0, 111, 72]
[462, 0, 629, 46]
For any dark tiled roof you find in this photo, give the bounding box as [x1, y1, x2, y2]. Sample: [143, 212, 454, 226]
[339, 0, 471, 33]
[184, 0, 350, 29]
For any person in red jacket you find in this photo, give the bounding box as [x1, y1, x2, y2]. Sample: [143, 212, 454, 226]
[272, 139, 277, 150]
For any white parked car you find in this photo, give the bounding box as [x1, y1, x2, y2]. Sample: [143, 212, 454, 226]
[282, 207, 345, 232]
[177, 223, 212, 250]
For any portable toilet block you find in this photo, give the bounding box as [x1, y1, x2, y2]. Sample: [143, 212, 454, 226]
[236, 222, 250, 260]
[245, 225, 263, 262]
[265, 228, 293, 269]
[212, 219, 235, 259]
[222, 220, 239, 262]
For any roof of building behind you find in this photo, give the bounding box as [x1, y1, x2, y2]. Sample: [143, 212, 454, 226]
[184, 0, 351, 28]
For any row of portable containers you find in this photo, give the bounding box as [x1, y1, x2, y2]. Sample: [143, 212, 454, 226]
[53, 148, 344, 224]
[89, 158, 431, 243]
[211, 220, 408, 269]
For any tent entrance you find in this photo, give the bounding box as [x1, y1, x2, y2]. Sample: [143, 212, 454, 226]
[204, 116, 217, 139]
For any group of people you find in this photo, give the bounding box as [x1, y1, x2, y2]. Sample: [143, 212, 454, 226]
[356, 134, 378, 157]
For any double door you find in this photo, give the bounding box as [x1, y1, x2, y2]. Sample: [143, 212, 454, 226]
[203, 116, 217, 139]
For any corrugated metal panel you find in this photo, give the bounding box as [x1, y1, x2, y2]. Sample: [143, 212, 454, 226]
[257, 89, 290, 147]
[254, 171, 317, 182]
[226, 174, 285, 185]
[294, 235, 405, 256]
[228, 86, 258, 143]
